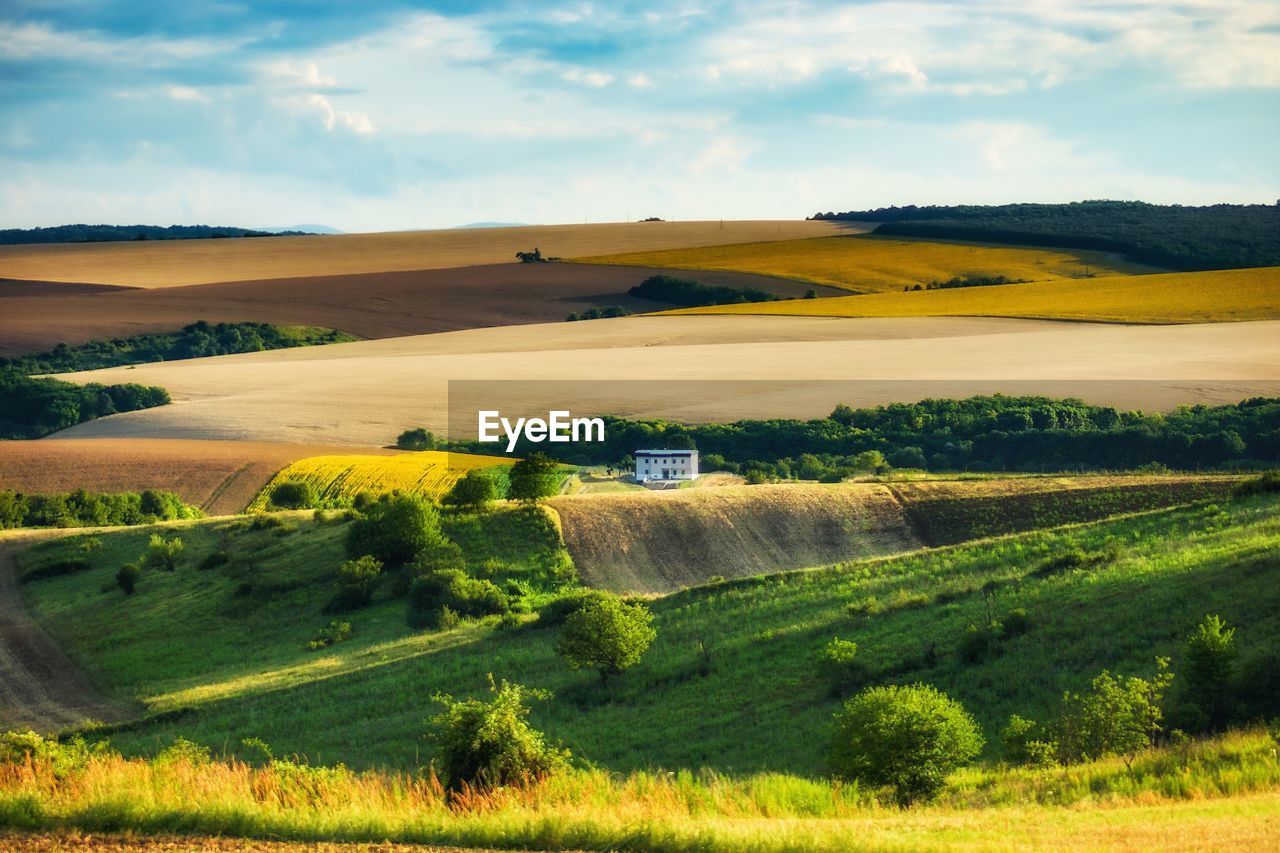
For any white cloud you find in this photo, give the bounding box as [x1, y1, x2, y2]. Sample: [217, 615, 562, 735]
[561, 67, 615, 87]
[165, 85, 209, 103]
[302, 93, 375, 135]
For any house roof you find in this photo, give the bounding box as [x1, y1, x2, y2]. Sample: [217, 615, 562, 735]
[635, 449, 697, 456]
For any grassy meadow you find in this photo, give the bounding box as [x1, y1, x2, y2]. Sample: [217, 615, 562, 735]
[14, 490, 1279, 777]
[246, 451, 514, 511]
[670, 265, 1280, 324]
[576, 234, 1154, 293]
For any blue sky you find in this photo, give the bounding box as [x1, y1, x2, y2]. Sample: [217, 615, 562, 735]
[2, 1, 1278, 231]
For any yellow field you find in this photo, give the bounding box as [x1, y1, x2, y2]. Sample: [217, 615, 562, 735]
[247, 451, 513, 510]
[575, 234, 1156, 293]
[0, 220, 845, 288]
[669, 265, 1280, 324]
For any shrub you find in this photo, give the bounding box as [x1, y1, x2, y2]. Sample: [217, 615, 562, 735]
[269, 480, 316, 510]
[1001, 608, 1032, 639]
[820, 637, 867, 693]
[536, 589, 599, 627]
[830, 684, 983, 804]
[429, 678, 568, 790]
[198, 550, 230, 571]
[1181, 614, 1238, 731]
[1001, 714, 1057, 765]
[958, 622, 1002, 664]
[331, 556, 383, 610]
[396, 427, 438, 451]
[1233, 470, 1280, 496]
[1054, 658, 1172, 766]
[1233, 650, 1280, 721]
[116, 563, 140, 595]
[555, 592, 656, 685]
[346, 494, 443, 566]
[507, 453, 561, 504]
[20, 558, 91, 583]
[444, 470, 499, 510]
[407, 569, 510, 629]
[142, 534, 184, 572]
[307, 620, 352, 650]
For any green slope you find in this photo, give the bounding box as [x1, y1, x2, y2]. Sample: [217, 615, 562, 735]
[15, 492, 1280, 775]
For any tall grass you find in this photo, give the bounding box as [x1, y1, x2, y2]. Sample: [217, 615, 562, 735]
[1, 731, 1276, 852]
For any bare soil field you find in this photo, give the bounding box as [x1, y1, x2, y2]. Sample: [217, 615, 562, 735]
[0, 220, 849, 288]
[0, 263, 836, 356]
[548, 483, 922, 593]
[44, 316, 1280, 445]
[0, 529, 129, 732]
[0, 439, 401, 515]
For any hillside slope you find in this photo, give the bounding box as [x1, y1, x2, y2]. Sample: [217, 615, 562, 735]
[549, 484, 922, 592]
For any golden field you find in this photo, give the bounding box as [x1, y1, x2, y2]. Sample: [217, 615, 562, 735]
[0, 220, 846, 288]
[247, 451, 513, 510]
[47, 315, 1280, 445]
[576, 234, 1156, 293]
[668, 265, 1280, 324]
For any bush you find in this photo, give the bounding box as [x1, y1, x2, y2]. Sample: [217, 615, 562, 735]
[269, 480, 316, 510]
[444, 470, 499, 510]
[346, 494, 443, 566]
[429, 678, 568, 790]
[197, 550, 230, 571]
[307, 620, 352, 650]
[958, 622, 1002, 664]
[1001, 608, 1032, 639]
[396, 428, 438, 451]
[407, 569, 510, 629]
[507, 453, 561, 503]
[1054, 658, 1172, 766]
[331, 556, 383, 610]
[830, 684, 983, 804]
[142, 535, 184, 572]
[1181, 614, 1238, 731]
[555, 592, 656, 685]
[536, 589, 599, 627]
[20, 558, 91, 583]
[1233, 470, 1280, 496]
[1001, 714, 1056, 765]
[1233, 649, 1280, 721]
[116, 563, 140, 595]
[820, 637, 868, 693]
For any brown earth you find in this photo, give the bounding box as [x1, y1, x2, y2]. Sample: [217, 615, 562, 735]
[0, 263, 839, 356]
[44, 316, 1280, 446]
[547, 483, 922, 593]
[0, 439, 402, 515]
[0, 530, 130, 732]
[0, 220, 850, 288]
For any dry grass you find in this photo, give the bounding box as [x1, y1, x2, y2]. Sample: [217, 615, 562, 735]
[671, 265, 1280, 324]
[247, 451, 513, 510]
[577, 233, 1156, 293]
[46, 315, 1280, 445]
[0, 221, 846, 288]
[0, 440, 402, 515]
[548, 483, 921, 592]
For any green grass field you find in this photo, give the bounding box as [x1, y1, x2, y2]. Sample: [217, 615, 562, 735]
[16, 489, 1279, 778]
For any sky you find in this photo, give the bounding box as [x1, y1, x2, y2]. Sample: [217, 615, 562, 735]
[2, 1, 1278, 232]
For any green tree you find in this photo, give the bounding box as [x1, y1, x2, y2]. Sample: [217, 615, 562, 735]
[396, 428, 438, 451]
[116, 563, 141, 595]
[507, 453, 561, 504]
[269, 480, 316, 510]
[1054, 658, 1173, 767]
[345, 494, 443, 565]
[830, 684, 983, 804]
[1182, 614, 1238, 730]
[556, 592, 656, 685]
[142, 535, 184, 572]
[332, 555, 383, 610]
[443, 470, 499, 510]
[429, 677, 568, 790]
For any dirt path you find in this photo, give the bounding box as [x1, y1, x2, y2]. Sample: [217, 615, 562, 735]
[0, 530, 130, 732]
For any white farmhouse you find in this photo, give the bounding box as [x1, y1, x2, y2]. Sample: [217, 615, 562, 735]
[634, 449, 699, 482]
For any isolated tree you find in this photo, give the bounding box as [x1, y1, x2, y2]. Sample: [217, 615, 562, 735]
[1182, 614, 1238, 730]
[142, 534, 184, 572]
[830, 683, 983, 804]
[556, 592, 656, 685]
[829, 403, 856, 425]
[1054, 658, 1172, 767]
[116, 562, 141, 596]
[429, 677, 568, 790]
[444, 470, 499, 511]
[332, 555, 383, 610]
[346, 494, 443, 565]
[507, 453, 561, 503]
[269, 480, 316, 510]
[396, 428, 438, 451]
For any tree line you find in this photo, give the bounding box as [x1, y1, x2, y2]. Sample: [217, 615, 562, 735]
[809, 201, 1280, 271]
[445, 395, 1280, 475]
[0, 372, 170, 439]
[0, 224, 311, 245]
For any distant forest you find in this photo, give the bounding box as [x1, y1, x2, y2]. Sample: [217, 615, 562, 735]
[0, 224, 313, 245]
[449, 396, 1280, 475]
[808, 201, 1280, 271]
